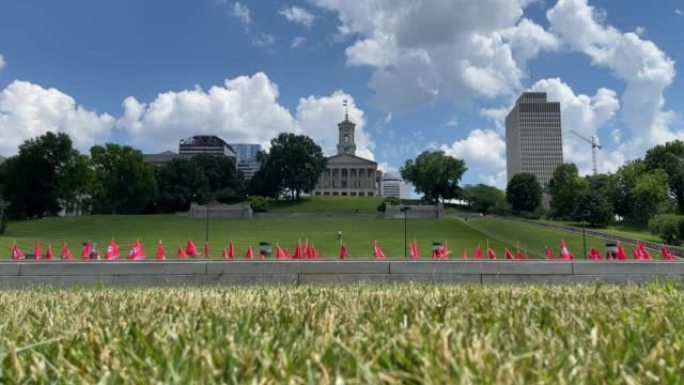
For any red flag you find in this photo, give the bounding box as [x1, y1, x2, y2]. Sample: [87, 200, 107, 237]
[285, 248, 290, 258]
[589, 247, 602, 260]
[487, 247, 497, 260]
[340, 243, 350, 259]
[276, 244, 288, 259]
[221, 247, 227, 259]
[432, 246, 442, 259]
[462, 249, 469, 260]
[186, 239, 199, 257]
[314, 247, 321, 259]
[560, 240, 574, 260]
[204, 242, 210, 258]
[105, 239, 120, 260]
[228, 240, 236, 260]
[410, 239, 419, 259]
[505, 248, 514, 260]
[373, 240, 386, 260]
[515, 250, 525, 260]
[303, 240, 311, 259]
[128, 240, 145, 260]
[544, 247, 556, 260]
[474, 245, 482, 260]
[156, 240, 166, 260]
[61, 244, 73, 260]
[81, 241, 92, 260]
[45, 244, 54, 260]
[632, 248, 641, 260]
[177, 247, 188, 259]
[441, 241, 450, 260]
[94, 248, 101, 260]
[34, 241, 42, 260]
[11, 242, 25, 260]
[245, 245, 254, 259]
[661, 244, 676, 261]
[637, 241, 652, 260]
[292, 240, 302, 259]
[616, 242, 627, 260]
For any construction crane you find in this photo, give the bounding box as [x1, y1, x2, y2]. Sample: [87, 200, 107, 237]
[571, 130, 603, 175]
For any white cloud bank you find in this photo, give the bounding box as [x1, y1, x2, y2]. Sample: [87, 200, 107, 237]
[0, 81, 115, 155]
[118, 72, 375, 158]
[279, 6, 315, 27]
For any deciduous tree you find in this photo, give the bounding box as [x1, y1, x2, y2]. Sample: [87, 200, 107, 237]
[400, 151, 467, 203]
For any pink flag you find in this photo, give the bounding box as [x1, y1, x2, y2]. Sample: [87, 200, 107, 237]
[293, 240, 303, 259]
[462, 249, 468, 260]
[661, 244, 676, 261]
[245, 245, 254, 260]
[340, 243, 349, 259]
[487, 248, 497, 260]
[105, 239, 120, 260]
[474, 245, 482, 259]
[81, 241, 92, 260]
[156, 241, 166, 260]
[545, 247, 556, 260]
[128, 240, 145, 260]
[560, 240, 574, 260]
[186, 239, 199, 257]
[34, 241, 42, 260]
[228, 240, 236, 260]
[410, 239, 419, 259]
[11, 243, 25, 260]
[373, 240, 386, 260]
[441, 241, 450, 260]
[276, 244, 288, 259]
[45, 244, 54, 260]
[177, 247, 188, 259]
[617, 242, 628, 260]
[61, 244, 73, 260]
[637, 241, 652, 260]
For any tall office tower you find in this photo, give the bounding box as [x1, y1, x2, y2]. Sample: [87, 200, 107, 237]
[229, 143, 262, 164]
[505, 92, 563, 187]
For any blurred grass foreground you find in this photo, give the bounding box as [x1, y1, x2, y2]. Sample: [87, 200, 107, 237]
[1, 284, 683, 383]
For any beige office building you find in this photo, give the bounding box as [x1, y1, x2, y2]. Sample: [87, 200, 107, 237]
[313, 114, 379, 197]
[506, 92, 563, 187]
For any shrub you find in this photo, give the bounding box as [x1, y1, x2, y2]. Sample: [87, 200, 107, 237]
[249, 196, 269, 213]
[377, 197, 401, 212]
[649, 214, 684, 245]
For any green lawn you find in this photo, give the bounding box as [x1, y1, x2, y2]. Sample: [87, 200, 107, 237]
[3, 285, 684, 383]
[1, 215, 511, 259]
[539, 218, 662, 243]
[1, 214, 651, 259]
[464, 217, 613, 258]
[268, 195, 384, 212]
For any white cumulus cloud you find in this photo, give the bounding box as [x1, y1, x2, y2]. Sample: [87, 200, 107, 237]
[279, 6, 315, 27]
[0, 81, 115, 155]
[0, 55, 5, 70]
[119, 73, 377, 160]
[547, 0, 678, 147]
[296, 91, 375, 160]
[311, 0, 559, 112]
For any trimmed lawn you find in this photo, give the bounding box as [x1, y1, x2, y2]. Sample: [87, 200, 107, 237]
[464, 217, 613, 258]
[268, 196, 384, 212]
[1, 215, 509, 259]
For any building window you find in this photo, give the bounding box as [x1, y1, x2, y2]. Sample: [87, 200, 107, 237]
[332, 192, 339, 196]
[342, 192, 347, 196]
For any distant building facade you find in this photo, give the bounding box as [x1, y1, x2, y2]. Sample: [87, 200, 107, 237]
[313, 113, 379, 197]
[229, 143, 262, 164]
[506, 92, 563, 186]
[144, 135, 236, 168]
[237, 156, 261, 180]
[380, 173, 412, 199]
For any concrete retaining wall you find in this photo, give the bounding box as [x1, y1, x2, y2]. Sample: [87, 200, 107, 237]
[188, 203, 252, 219]
[385, 203, 445, 219]
[1, 260, 684, 287]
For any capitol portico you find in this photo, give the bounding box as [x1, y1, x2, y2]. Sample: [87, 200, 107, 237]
[313, 109, 379, 197]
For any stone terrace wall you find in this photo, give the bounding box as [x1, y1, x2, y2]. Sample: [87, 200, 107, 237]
[1, 261, 683, 287]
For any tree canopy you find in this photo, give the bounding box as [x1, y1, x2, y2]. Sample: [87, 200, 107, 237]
[400, 151, 467, 203]
[463, 184, 506, 215]
[548, 163, 587, 219]
[258, 133, 326, 200]
[90, 144, 157, 214]
[506, 173, 542, 213]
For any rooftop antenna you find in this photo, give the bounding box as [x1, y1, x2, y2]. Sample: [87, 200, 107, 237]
[571, 130, 603, 175]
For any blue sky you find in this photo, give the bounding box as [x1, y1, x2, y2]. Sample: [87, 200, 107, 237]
[1, 0, 683, 187]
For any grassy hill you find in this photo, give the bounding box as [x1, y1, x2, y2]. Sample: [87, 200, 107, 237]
[268, 196, 384, 212]
[0, 214, 611, 259]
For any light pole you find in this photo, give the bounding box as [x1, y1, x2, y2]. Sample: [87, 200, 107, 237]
[582, 226, 587, 260]
[400, 206, 411, 258]
[205, 202, 211, 243]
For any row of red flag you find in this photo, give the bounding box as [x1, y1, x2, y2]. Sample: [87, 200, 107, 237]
[9, 238, 678, 261]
